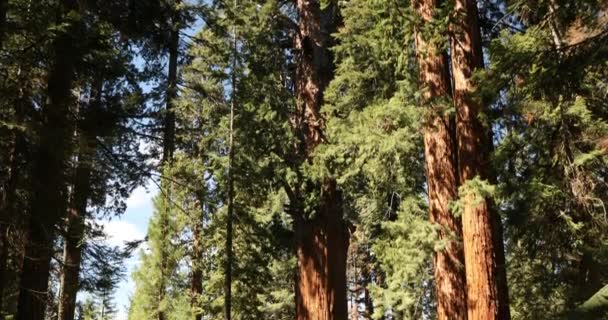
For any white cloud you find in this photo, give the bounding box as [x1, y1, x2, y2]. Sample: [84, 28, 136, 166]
[125, 186, 153, 209]
[100, 220, 145, 248]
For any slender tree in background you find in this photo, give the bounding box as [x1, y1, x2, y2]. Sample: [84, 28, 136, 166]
[449, 0, 510, 318]
[292, 1, 349, 319]
[157, 1, 181, 319]
[224, 0, 237, 317]
[17, 0, 81, 317]
[413, 0, 467, 318]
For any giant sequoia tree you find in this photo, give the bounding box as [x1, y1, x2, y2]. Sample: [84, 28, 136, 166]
[413, 0, 467, 318]
[291, 1, 349, 318]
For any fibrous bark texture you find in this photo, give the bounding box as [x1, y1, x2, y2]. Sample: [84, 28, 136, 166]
[449, 0, 510, 319]
[293, 1, 349, 319]
[295, 181, 348, 320]
[413, 0, 468, 318]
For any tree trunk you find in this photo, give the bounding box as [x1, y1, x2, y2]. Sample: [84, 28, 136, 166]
[158, 7, 180, 320]
[413, 0, 468, 319]
[57, 77, 102, 320]
[16, 1, 79, 318]
[449, 0, 510, 319]
[1, 66, 30, 317]
[292, 1, 348, 319]
[57, 166, 90, 320]
[0, 103, 25, 317]
[191, 212, 203, 320]
[295, 181, 348, 320]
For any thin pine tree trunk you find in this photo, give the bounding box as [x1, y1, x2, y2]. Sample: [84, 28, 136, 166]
[292, 1, 348, 319]
[412, 0, 468, 318]
[16, 1, 79, 318]
[157, 7, 180, 320]
[191, 208, 203, 320]
[224, 3, 237, 317]
[449, 0, 510, 318]
[57, 166, 90, 320]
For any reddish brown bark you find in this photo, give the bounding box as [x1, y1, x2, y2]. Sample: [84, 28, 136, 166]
[413, 0, 468, 318]
[295, 181, 348, 320]
[449, 0, 510, 319]
[292, 1, 348, 319]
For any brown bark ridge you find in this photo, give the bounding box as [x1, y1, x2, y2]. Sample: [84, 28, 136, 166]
[292, 1, 348, 319]
[449, 0, 510, 319]
[16, 0, 80, 318]
[413, 0, 468, 318]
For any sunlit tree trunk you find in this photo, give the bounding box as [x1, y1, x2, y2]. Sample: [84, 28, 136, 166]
[449, 0, 510, 318]
[413, 0, 468, 318]
[293, 1, 349, 319]
[294, 181, 348, 320]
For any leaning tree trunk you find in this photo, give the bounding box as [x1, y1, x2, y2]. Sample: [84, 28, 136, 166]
[449, 0, 510, 319]
[413, 0, 468, 318]
[293, 1, 349, 319]
[16, 0, 79, 318]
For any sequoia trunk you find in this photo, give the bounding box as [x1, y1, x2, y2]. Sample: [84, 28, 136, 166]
[295, 181, 348, 320]
[449, 0, 510, 319]
[293, 1, 349, 319]
[16, 0, 79, 318]
[413, 0, 468, 318]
